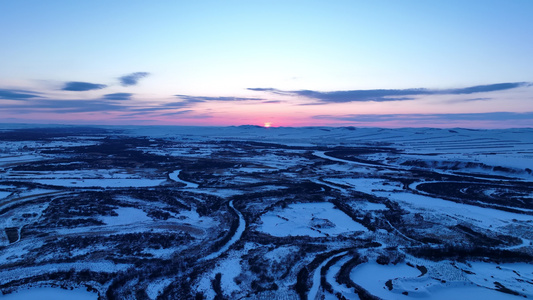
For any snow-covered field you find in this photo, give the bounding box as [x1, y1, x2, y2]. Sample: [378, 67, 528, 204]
[350, 258, 533, 299]
[100, 207, 152, 226]
[0, 191, 11, 200]
[258, 202, 368, 237]
[0, 287, 97, 300]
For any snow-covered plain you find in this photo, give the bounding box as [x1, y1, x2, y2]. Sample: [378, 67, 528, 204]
[1, 125, 532, 299]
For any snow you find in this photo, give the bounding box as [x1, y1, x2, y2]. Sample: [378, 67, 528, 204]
[320, 163, 358, 172]
[3, 169, 167, 188]
[324, 178, 402, 194]
[0, 262, 131, 283]
[0, 287, 97, 300]
[308, 251, 350, 300]
[216, 257, 242, 295]
[350, 262, 422, 299]
[335, 172, 533, 230]
[188, 188, 244, 197]
[241, 152, 312, 170]
[168, 170, 199, 188]
[100, 207, 152, 226]
[0, 242, 32, 261]
[355, 202, 388, 211]
[7, 169, 138, 180]
[259, 202, 367, 237]
[314, 151, 383, 168]
[202, 200, 245, 261]
[382, 191, 533, 229]
[174, 209, 216, 229]
[34, 178, 166, 188]
[146, 278, 174, 300]
[237, 167, 276, 173]
[0, 191, 11, 200]
[5, 188, 57, 199]
[2, 126, 533, 299]
[325, 255, 360, 299]
[419, 286, 525, 300]
[141, 248, 177, 259]
[459, 261, 533, 298]
[263, 246, 299, 263]
[196, 254, 243, 298]
[0, 154, 45, 165]
[350, 257, 533, 300]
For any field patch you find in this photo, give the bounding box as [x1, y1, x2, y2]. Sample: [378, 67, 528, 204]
[258, 202, 367, 237]
[100, 207, 151, 226]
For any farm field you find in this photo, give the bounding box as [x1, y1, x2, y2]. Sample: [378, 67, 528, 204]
[0, 125, 532, 299]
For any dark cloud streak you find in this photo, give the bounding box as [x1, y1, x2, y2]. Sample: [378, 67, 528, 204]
[62, 82, 107, 91]
[313, 112, 533, 123]
[174, 95, 264, 102]
[0, 99, 126, 113]
[248, 82, 530, 103]
[163, 94, 266, 109]
[103, 93, 133, 101]
[119, 72, 150, 86]
[0, 89, 43, 100]
[447, 97, 493, 104]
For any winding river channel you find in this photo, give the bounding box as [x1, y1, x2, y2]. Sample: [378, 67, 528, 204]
[201, 200, 246, 261]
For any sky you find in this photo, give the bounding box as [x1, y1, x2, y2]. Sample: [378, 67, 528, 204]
[1, 0, 533, 128]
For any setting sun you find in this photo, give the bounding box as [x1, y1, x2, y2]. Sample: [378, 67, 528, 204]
[264, 122, 272, 128]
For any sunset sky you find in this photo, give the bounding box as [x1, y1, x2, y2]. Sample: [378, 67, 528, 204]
[1, 0, 532, 128]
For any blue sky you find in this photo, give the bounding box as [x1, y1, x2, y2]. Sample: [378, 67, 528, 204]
[1, 0, 532, 127]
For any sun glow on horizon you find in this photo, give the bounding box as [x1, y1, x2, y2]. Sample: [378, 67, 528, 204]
[264, 122, 272, 128]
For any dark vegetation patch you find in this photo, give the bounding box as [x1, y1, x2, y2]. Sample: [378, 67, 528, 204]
[453, 224, 506, 247]
[324, 148, 400, 166]
[209, 202, 239, 254]
[0, 127, 111, 141]
[494, 281, 520, 296]
[417, 182, 533, 211]
[0, 269, 112, 296]
[293, 248, 352, 299]
[408, 245, 533, 263]
[33, 232, 194, 262]
[4, 227, 19, 243]
[118, 188, 192, 211]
